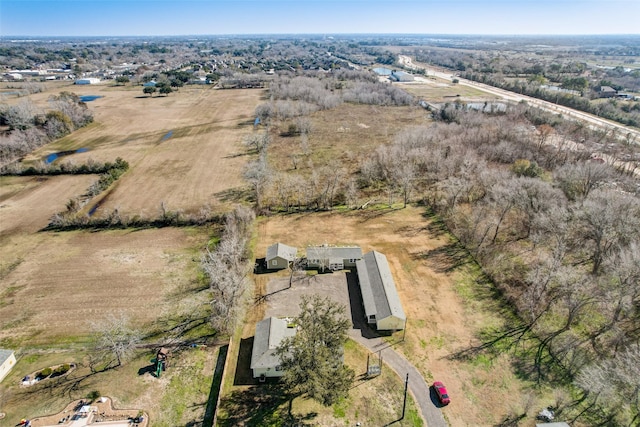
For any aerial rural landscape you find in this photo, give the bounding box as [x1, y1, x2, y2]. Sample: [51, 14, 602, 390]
[1, 1, 639, 427]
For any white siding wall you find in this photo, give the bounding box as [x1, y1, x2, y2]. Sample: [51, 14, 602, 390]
[0, 352, 16, 383]
[253, 366, 285, 378]
[376, 316, 405, 331]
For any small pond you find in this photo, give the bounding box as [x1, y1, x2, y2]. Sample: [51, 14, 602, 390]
[79, 95, 102, 102]
[161, 130, 173, 141]
[45, 148, 89, 164]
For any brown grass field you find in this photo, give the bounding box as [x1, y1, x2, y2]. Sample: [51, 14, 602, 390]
[14, 82, 261, 217]
[1, 82, 261, 347]
[397, 79, 500, 102]
[1, 80, 547, 426]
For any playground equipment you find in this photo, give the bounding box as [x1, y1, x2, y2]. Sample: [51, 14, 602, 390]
[150, 348, 169, 377]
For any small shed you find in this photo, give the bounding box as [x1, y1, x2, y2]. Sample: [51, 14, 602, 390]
[266, 243, 297, 270]
[78, 405, 92, 417]
[390, 71, 414, 82]
[356, 251, 406, 330]
[251, 317, 297, 378]
[0, 349, 16, 383]
[598, 86, 617, 98]
[75, 78, 100, 85]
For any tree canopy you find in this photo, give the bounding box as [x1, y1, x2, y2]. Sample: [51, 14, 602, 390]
[276, 295, 354, 406]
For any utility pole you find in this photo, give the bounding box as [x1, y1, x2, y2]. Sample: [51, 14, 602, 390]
[401, 373, 409, 420]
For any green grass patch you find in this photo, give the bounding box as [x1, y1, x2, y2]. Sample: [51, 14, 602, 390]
[156, 349, 214, 427]
[428, 335, 445, 350]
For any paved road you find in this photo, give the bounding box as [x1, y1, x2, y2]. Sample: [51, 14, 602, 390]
[398, 55, 640, 142]
[346, 274, 447, 427]
[349, 329, 447, 427]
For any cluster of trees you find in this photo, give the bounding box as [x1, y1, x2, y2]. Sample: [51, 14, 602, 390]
[462, 71, 640, 128]
[0, 92, 94, 166]
[2, 156, 128, 176]
[201, 206, 255, 336]
[245, 83, 640, 421]
[253, 71, 415, 124]
[48, 201, 221, 231]
[143, 82, 173, 97]
[410, 45, 640, 128]
[363, 109, 640, 424]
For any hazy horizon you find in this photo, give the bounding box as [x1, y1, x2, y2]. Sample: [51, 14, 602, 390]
[2, 0, 639, 38]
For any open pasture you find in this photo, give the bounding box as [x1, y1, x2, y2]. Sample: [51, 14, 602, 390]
[397, 79, 499, 102]
[14, 83, 262, 217]
[0, 226, 208, 346]
[0, 175, 97, 236]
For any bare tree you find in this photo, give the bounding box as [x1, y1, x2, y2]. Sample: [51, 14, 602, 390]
[91, 313, 141, 370]
[575, 189, 640, 275]
[576, 345, 640, 425]
[243, 131, 271, 154]
[202, 206, 255, 335]
[244, 153, 272, 211]
[555, 161, 612, 201]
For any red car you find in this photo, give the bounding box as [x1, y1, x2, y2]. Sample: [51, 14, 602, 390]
[433, 381, 451, 405]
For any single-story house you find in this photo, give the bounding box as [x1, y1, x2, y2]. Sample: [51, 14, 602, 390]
[251, 317, 297, 378]
[306, 246, 363, 271]
[75, 78, 101, 85]
[0, 349, 16, 383]
[356, 251, 406, 330]
[390, 71, 414, 82]
[143, 80, 157, 87]
[266, 243, 298, 270]
[598, 86, 617, 98]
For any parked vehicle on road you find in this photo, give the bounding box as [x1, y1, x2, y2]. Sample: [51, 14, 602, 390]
[433, 381, 450, 405]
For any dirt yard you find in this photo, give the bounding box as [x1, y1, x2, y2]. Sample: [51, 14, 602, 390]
[252, 207, 532, 426]
[262, 273, 352, 320]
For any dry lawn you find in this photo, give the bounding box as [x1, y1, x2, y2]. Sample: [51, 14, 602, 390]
[0, 226, 208, 346]
[397, 80, 499, 103]
[254, 207, 535, 426]
[14, 82, 262, 217]
[0, 175, 97, 237]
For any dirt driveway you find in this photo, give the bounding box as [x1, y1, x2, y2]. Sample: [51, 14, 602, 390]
[262, 272, 351, 320]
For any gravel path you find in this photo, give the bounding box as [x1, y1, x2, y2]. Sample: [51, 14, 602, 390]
[263, 272, 448, 427]
[349, 327, 447, 427]
[346, 273, 447, 427]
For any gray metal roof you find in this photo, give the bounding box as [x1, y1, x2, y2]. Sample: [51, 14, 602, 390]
[266, 243, 297, 262]
[250, 317, 297, 370]
[356, 251, 406, 322]
[306, 246, 362, 260]
[0, 349, 14, 365]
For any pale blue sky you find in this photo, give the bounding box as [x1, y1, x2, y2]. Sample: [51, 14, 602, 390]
[1, 0, 638, 37]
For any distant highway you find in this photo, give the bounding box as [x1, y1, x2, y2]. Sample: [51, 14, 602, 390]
[398, 55, 640, 143]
